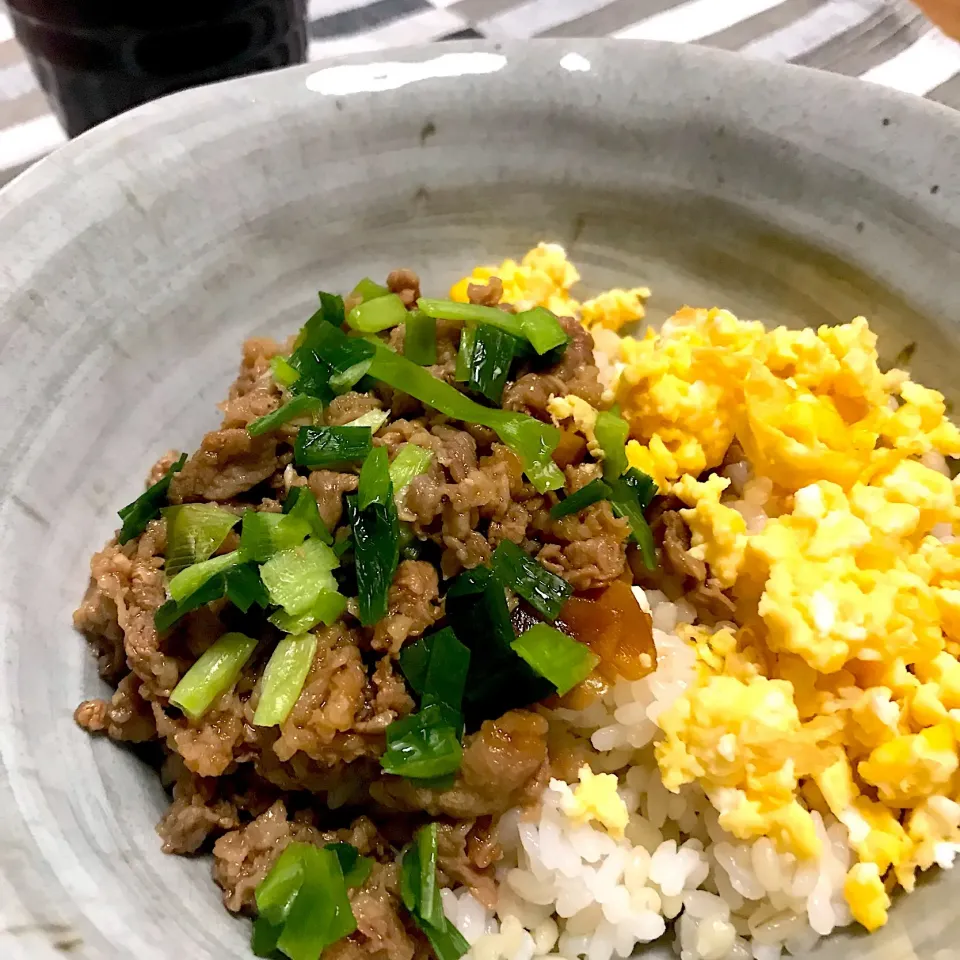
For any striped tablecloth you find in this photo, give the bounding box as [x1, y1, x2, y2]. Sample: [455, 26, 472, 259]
[2, 0, 960, 184]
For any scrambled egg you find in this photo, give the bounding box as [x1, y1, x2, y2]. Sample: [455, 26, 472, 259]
[551, 764, 629, 838]
[458, 244, 960, 935]
[451, 242, 648, 332]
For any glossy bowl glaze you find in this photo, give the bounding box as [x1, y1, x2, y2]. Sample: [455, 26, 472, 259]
[1, 39, 959, 960]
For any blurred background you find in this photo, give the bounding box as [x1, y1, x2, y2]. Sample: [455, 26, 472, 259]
[1, 0, 959, 186]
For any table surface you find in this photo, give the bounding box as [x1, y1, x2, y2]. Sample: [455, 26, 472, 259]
[2, 0, 960, 185]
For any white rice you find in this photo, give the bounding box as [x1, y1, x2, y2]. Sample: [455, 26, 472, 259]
[442, 591, 855, 960]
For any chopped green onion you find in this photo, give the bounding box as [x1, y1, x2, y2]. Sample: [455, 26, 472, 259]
[289, 305, 372, 401]
[404, 310, 438, 365]
[358, 446, 390, 510]
[343, 408, 389, 433]
[346, 487, 399, 627]
[366, 343, 563, 492]
[511, 623, 599, 696]
[271, 355, 301, 389]
[325, 843, 372, 889]
[346, 293, 409, 333]
[468, 324, 516, 404]
[260, 539, 339, 616]
[549, 478, 613, 519]
[248, 395, 323, 437]
[317, 290, 347, 326]
[276, 844, 356, 960]
[609, 468, 657, 570]
[169, 631, 258, 720]
[389, 444, 434, 493]
[117, 453, 187, 545]
[418, 298, 566, 357]
[167, 549, 241, 603]
[254, 632, 318, 726]
[381, 702, 463, 778]
[283, 487, 333, 543]
[454, 323, 474, 382]
[400, 827, 470, 960]
[269, 589, 347, 634]
[329, 359, 373, 394]
[514, 306, 570, 354]
[256, 843, 306, 926]
[239, 512, 290, 563]
[350, 277, 390, 303]
[446, 566, 552, 724]
[251, 917, 284, 957]
[620, 466, 658, 511]
[162, 503, 239, 577]
[225, 563, 271, 612]
[295, 425, 373, 469]
[399, 628, 470, 710]
[490, 540, 573, 621]
[155, 562, 267, 631]
[240, 497, 332, 563]
[155, 573, 226, 632]
[595, 409, 630, 480]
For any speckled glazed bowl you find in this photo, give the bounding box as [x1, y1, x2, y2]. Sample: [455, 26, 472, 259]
[1, 39, 959, 960]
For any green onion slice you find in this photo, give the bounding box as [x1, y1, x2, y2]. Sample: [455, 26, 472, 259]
[454, 322, 475, 383]
[358, 446, 390, 510]
[468, 324, 516, 404]
[400, 827, 470, 960]
[381, 702, 463, 779]
[325, 842, 373, 889]
[404, 310, 438, 366]
[269, 590, 347, 634]
[240, 495, 334, 563]
[117, 453, 187, 545]
[608, 467, 658, 570]
[162, 503, 239, 577]
[366, 343, 563, 492]
[346, 293, 409, 333]
[343, 409, 389, 433]
[169, 631, 258, 720]
[510, 623, 599, 696]
[260, 539, 340, 616]
[248, 395, 323, 437]
[595, 409, 630, 480]
[154, 562, 268, 632]
[513, 306, 570, 354]
[389, 444, 434, 493]
[490, 540, 573, 621]
[418, 298, 567, 357]
[283, 486, 333, 543]
[445, 566, 552, 723]
[167, 549, 241, 604]
[329, 358, 373, 394]
[295, 425, 373, 469]
[346, 487, 399, 628]
[289, 302, 371, 401]
[549, 478, 613, 519]
[275, 844, 356, 960]
[254, 632, 318, 727]
[271, 355, 301, 389]
[350, 277, 390, 303]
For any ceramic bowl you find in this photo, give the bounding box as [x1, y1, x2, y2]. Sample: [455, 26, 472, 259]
[1, 39, 959, 960]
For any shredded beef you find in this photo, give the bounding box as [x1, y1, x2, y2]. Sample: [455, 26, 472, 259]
[73, 277, 642, 954]
[467, 277, 503, 306]
[170, 428, 280, 503]
[372, 561, 443, 654]
[386, 269, 421, 307]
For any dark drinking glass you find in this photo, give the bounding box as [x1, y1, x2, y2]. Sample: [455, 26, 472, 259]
[8, 0, 308, 137]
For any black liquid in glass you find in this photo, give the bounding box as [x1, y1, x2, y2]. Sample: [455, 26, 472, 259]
[9, 1, 308, 137]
